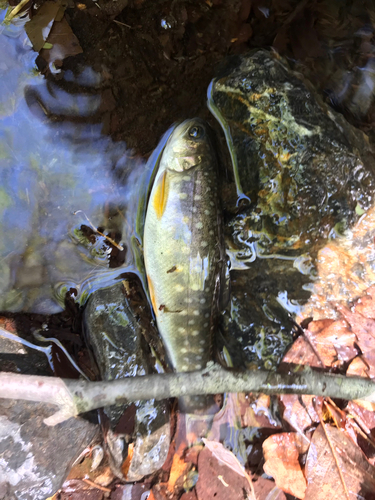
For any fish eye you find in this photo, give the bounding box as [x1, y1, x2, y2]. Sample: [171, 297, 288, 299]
[188, 125, 205, 139]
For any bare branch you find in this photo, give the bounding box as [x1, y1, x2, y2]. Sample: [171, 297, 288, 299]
[1, 364, 375, 425]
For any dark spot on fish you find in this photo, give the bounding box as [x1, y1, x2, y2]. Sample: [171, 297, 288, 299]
[167, 266, 177, 273]
[160, 305, 182, 313]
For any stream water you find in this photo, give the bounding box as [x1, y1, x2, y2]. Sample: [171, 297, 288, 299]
[0, 11, 160, 314]
[2, 0, 375, 366]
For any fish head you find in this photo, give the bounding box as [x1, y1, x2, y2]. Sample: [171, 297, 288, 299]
[161, 118, 214, 173]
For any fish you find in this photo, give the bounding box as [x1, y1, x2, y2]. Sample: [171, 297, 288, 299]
[144, 118, 223, 412]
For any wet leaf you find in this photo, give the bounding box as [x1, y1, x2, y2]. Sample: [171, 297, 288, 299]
[346, 401, 375, 435]
[282, 335, 322, 368]
[354, 286, 375, 319]
[305, 423, 375, 499]
[167, 450, 190, 493]
[281, 395, 319, 433]
[196, 446, 252, 500]
[263, 432, 307, 499]
[25, 1, 61, 52]
[39, 17, 83, 65]
[336, 304, 375, 378]
[251, 476, 286, 500]
[284, 318, 358, 370]
[324, 400, 347, 430]
[202, 439, 249, 480]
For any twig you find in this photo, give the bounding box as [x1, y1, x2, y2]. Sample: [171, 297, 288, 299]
[82, 478, 111, 492]
[74, 210, 124, 251]
[2, 365, 375, 426]
[5, 0, 30, 22]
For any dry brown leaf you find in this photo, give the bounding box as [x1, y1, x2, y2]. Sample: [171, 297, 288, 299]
[202, 439, 248, 480]
[346, 401, 375, 434]
[346, 356, 369, 377]
[263, 432, 307, 499]
[282, 335, 321, 367]
[252, 475, 287, 500]
[305, 424, 375, 499]
[180, 491, 198, 500]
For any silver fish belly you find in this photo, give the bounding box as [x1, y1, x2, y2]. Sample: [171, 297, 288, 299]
[144, 118, 222, 377]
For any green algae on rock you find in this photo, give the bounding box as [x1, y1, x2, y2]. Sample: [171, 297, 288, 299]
[209, 49, 375, 257]
[209, 50, 375, 368]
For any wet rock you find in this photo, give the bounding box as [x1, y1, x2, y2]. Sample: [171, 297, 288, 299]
[126, 399, 170, 482]
[211, 49, 375, 228]
[0, 399, 98, 500]
[83, 277, 170, 480]
[0, 318, 50, 375]
[0, 316, 99, 499]
[209, 49, 375, 366]
[221, 258, 308, 368]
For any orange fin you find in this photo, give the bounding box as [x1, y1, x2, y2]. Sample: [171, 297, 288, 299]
[153, 170, 169, 219]
[147, 274, 158, 316]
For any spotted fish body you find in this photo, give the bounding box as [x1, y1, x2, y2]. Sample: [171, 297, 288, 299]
[144, 118, 222, 385]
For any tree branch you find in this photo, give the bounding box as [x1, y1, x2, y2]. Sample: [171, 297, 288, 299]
[1, 364, 375, 425]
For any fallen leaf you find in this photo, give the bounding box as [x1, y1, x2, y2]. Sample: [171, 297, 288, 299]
[263, 433, 307, 499]
[346, 401, 375, 434]
[167, 451, 190, 493]
[305, 423, 375, 499]
[281, 395, 319, 433]
[346, 356, 369, 378]
[25, 1, 61, 52]
[196, 446, 252, 500]
[121, 442, 134, 479]
[324, 400, 347, 430]
[180, 491, 198, 500]
[336, 304, 375, 377]
[252, 475, 287, 500]
[282, 335, 321, 367]
[39, 17, 83, 66]
[202, 439, 249, 480]
[283, 318, 358, 370]
[354, 286, 375, 319]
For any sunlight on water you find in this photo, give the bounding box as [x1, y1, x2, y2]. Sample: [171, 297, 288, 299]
[0, 11, 172, 313]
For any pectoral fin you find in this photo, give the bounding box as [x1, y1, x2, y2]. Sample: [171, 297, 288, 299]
[153, 170, 169, 219]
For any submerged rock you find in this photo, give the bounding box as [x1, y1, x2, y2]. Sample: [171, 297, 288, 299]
[83, 276, 170, 481]
[209, 49, 375, 367]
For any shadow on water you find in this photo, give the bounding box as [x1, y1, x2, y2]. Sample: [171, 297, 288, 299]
[0, 10, 173, 314]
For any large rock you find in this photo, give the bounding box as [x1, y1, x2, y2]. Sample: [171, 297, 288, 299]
[0, 399, 98, 500]
[209, 49, 375, 366]
[0, 319, 99, 499]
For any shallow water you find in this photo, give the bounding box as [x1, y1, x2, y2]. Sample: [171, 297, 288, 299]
[0, 11, 175, 314]
[2, 0, 375, 362]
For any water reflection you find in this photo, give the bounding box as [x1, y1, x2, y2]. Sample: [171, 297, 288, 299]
[0, 11, 169, 313]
